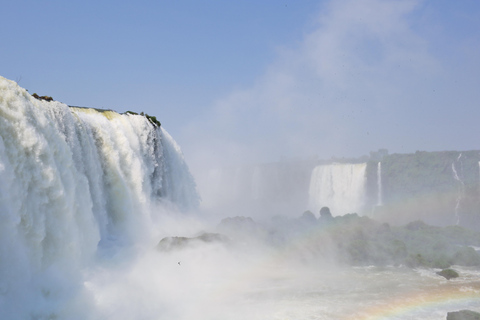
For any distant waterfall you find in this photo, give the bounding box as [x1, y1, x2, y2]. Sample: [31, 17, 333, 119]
[377, 162, 383, 206]
[308, 163, 367, 215]
[452, 154, 465, 225]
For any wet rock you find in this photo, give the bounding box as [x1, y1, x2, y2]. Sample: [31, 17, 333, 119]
[436, 268, 459, 280]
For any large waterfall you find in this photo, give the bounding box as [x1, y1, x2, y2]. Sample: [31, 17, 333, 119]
[308, 163, 367, 215]
[0, 77, 199, 318]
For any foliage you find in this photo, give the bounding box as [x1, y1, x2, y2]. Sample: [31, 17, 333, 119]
[123, 111, 161, 127]
[289, 212, 480, 268]
[145, 114, 161, 127]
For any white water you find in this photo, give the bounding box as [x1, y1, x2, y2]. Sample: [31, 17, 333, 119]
[308, 163, 367, 215]
[2, 77, 480, 320]
[377, 162, 383, 206]
[0, 77, 198, 319]
[452, 154, 465, 225]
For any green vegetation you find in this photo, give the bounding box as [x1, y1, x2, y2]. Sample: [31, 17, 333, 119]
[125, 111, 161, 127]
[145, 114, 161, 127]
[29, 89, 162, 127]
[368, 150, 480, 228]
[302, 214, 480, 268]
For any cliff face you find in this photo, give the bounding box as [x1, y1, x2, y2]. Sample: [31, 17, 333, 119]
[372, 151, 480, 228]
[210, 150, 480, 229]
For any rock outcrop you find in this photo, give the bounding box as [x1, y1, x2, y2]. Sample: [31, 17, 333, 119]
[447, 310, 480, 320]
[437, 268, 459, 280]
[157, 232, 229, 252]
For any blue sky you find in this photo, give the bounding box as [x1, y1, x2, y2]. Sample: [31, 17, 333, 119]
[2, 0, 480, 171]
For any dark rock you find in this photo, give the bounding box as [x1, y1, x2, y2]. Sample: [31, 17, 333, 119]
[196, 232, 229, 243]
[32, 93, 53, 101]
[319, 207, 334, 225]
[157, 232, 228, 252]
[299, 210, 317, 224]
[447, 310, 480, 320]
[319, 207, 332, 219]
[157, 236, 190, 251]
[437, 268, 459, 280]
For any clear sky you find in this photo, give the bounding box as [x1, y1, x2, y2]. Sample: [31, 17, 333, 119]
[2, 0, 480, 171]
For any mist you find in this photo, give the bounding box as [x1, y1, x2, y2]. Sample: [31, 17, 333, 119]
[180, 0, 480, 181]
[1, 76, 480, 319]
[2, 0, 480, 319]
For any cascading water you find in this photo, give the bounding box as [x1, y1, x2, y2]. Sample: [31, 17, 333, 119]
[0, 76, 199, 319]
[308, 163, 367, 215]
[451, 153, 465, 225]
[377, 161, 383, 206]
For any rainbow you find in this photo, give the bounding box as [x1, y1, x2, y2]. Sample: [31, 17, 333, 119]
[207, 220, 480, 319]
[356, 285, 480, 320]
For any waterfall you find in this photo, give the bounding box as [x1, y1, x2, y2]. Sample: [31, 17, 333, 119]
[451, 154, 465, 225]
[308, 163, 367, 215]
[377, 162, 383, 206]
[0, 77, 199, 318]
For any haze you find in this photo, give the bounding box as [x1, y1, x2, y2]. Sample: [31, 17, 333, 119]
[2, 0, 480, 315]
[2, 0, 479, 174]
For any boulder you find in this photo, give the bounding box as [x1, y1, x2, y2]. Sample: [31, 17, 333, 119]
[447, 310, 480, 320]
[319, 207, 333, 224]
[436, 268, 459, 280]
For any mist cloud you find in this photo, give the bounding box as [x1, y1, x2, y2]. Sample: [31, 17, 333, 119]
[181, 0, 480, 174]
